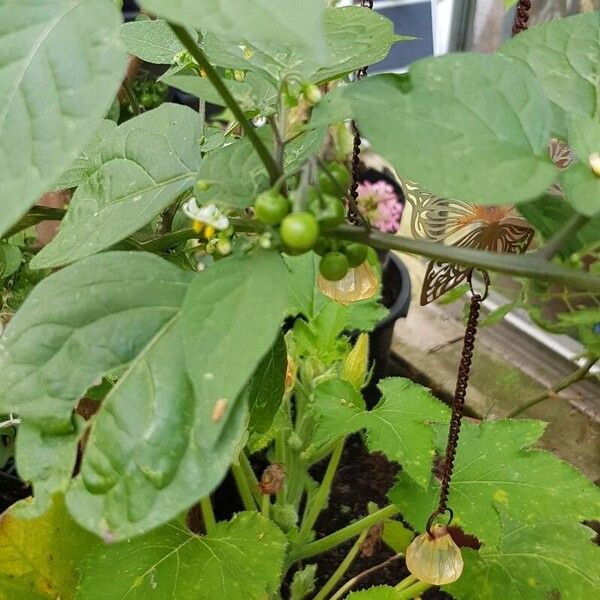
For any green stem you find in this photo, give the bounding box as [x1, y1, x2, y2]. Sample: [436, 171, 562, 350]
[289, 504, 399, 563]
[261, 493, 271, 519]
[395, 574, 418, 591]
[536, 213, 591, 261]
[275, 428, 287, 506]
[200, 496, 216, 533]
[231, 460, 258, 511]
[169, 24, 280, 184]
[313, 527, 369, 600]
[240, 452, 263, 506]
[122, 79, 141, 116]
[507, 357, 598, 417]
[299, 438, 344, 541]
[397, 581, 432, 599]
[329, 224, 600, 292]
[2, 207, 66, 239]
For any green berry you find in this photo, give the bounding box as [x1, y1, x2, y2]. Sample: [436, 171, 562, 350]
[255, 191, 291, 226]
[320, 252, 349, 281]
[343, 242, 369, 267]
[280, 212, 320, 253]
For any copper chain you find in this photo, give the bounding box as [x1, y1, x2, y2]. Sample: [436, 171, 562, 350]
[512, 0, 532, 36]
[346, 1, 373, 227]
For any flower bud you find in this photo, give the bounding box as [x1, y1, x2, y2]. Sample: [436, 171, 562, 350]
[341, 333, 369, 390]
[589, 152, 600, 177]
[302, 83, 322, 106]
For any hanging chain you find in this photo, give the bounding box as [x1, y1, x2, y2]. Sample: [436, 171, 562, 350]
[512, 0, 531, 36]
[346, 1, 373, 227]
[426, 270, 489, 535]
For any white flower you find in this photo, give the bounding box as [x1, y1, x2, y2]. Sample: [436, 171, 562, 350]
[183, 198, 229, 231]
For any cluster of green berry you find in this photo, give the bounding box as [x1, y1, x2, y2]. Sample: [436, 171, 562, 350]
[254, 163, 368, 281]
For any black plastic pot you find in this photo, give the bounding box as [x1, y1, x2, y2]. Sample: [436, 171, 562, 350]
[364, 252, 412, 407]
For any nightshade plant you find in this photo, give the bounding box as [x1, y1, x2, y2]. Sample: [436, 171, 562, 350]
[0, 1, 599, 599]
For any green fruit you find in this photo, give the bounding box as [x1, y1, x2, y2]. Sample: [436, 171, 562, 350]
[319, 252, 349, 281]
[255, 191, 291, 226]
[313, 237, 331, 257]
[302, 83, 322, 105]
[319, 163, 350, 196]
[343, 242, 369, 267]
[308, 193, 345, 229]
[280, 212, 320, 252]
[140, 93, 154, 108]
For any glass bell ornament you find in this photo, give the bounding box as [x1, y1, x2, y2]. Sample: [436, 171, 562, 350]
[405, 524, 464, 585]
[317, 260, 378, 305]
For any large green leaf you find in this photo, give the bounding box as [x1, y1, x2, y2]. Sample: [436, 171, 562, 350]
[313, 54, 557, 206]
[312, 378, 449, 488]
[445, 518, 600, 599]
[500, 12, 600, 138]
[0, 252, 192, 511]
[32, 104, 200, 268]
[66, 319, 248, 539]
[182, 252, 289, 449]
[138, 0, 328, 68]
[0, 0, 127, 236]
[347, 587, 399, 600]
[77, 512, 287, 599]
[389, 419, 600, 546]
[0, 495, 96, 600]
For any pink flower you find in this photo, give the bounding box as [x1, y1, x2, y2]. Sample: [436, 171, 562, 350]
[356, 180, 403, 232]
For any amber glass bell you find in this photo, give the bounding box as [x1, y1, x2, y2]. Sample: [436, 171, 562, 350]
[406, 524, 464, 585]
[317, 261, 378, 305]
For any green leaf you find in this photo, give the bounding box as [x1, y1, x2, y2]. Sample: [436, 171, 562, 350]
[67, 319, 247, 540]
[50, 120, 118, 191]
[312, 378, 449, 488]
[0, 252, 192, 512]
[182, 252, 289, 449]
[0, 243, 21, 279]
[445, 518, 600, 599]
[519, 195, 600, 258]
[347, 587, 399, 600]
[246, 333, 287, 435]
[0, 495, 96, 600]
[32, 104, 201, 268]
[121, 19, 193, 64]
[77, 512, 287, 599]
[290, 564, 317, 600]
[313, 54, 557, 206]
[500, 12, 600, 138]
[201, 7, 408, 85]
[0, 0, 127, 236]
[162, 70, 277, 115]
[389, 419, 600, 546]
[382, 520, 414, 554]
[138, 0, 328, 68]
[558, 116, 600, 216]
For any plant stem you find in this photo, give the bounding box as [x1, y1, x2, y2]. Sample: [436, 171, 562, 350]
[289, 504, 399, 563]
[507, 357, 598, 417]
[313, 527, 369, 600]
[2, 207, 66, 239]
[261, 493, 271, 519]
[397, 581, 432, 599]
[329, 554, 404, 600]
[200, 496, 216, 533]
[329, 224, 600, 292]
[395, 574, 418, 591]
[231, 460, 258, 511]
[299, 438, 344, 541]
[240, 451, 263, 506]
[169, 24, 281, 184]
[536, 213, 591, 261]
[122, 79, 141, 116]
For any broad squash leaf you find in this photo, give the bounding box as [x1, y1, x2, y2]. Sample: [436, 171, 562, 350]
[0, 0, 127, 236]
[389, 419, 600, 546]
[32, 104, 200, 268]
[77, 512, 287, 600]
[0, 495, 96, 600]
[313, 54, 557, 206]
[347, 587, 399, 600]
[312, 378, 449, 488]
[445, 518, 600, 599]
[500, 12, 600, 139]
